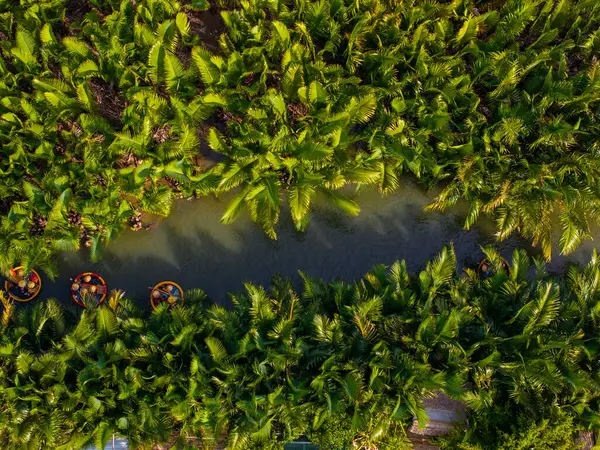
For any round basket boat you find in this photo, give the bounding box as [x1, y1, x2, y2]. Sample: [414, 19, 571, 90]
[4, 266, 42, 302]
[150, 281, 184, 310]
[477, 258, 510, 278]
[71, 272, 107, 307]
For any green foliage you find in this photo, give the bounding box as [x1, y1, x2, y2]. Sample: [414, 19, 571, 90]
[0, 248, 599, 448]
[0, 0, 209, 274]
[3, 0, 600, 270]
[306, 413, 355, 449]
[209, 0, 600, 256]
[438, 408, 588, 450]
[499, 416, 584, 450]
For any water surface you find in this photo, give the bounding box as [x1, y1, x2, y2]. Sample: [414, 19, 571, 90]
[37, 181, 598, 308]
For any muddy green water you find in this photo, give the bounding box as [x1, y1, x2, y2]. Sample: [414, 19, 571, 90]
[38, 181, 598, 308]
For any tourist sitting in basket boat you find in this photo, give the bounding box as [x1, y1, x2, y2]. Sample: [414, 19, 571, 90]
[5, 266, 42, 302]
[150, 281, 184, 310]
[477, 258, 510, 279]
[71, 272, 107, 307]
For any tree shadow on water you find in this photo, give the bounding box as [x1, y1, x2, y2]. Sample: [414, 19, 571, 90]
[19, 188, 583, 312]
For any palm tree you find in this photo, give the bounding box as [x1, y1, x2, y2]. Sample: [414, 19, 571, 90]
[0, 0, 215, 270]
[195, 16, 382, 236]
[423, 0, 600, 259]
[218, 0, 600, 255]
[1, 247, 600, 447]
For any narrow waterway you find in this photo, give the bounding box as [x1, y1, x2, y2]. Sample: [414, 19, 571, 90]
[34, 181, 599, 309]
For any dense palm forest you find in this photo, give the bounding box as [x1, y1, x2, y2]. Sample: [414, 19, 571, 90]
[0, 247, 599, 449]
[2, 1, 600, 447]
[1, 0, 600, 274]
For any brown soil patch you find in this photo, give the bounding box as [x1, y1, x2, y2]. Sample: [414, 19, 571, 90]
[266, 73, 281, 90]
[175, 44, 193, 69]
[243, 73, 255, 86]
[215, 108, 242, 125]
[64, 0, 92, 24]
[67, 210, 82, 227]
[152, 125, 173, 143]
[58, 119, 83, 137]
[48, 62, 65, 80]
[30, 215, 47, 237]
[567, 53, 586, 77]
[161, 176, 185, 199]
[34, 159, 49, 173]
[473, 84, 492, 120]
[54, 21, 77, 40]
[88, 78, 126, 127]
[183, 5, 227, 52]
[0, 196, 23, 215]
[287, 103, 309, 122]
[114, 152, 144, 169]
[477, 0, 509, 13]
[96, 174, 108, 187]
[57, 0, 109, 39]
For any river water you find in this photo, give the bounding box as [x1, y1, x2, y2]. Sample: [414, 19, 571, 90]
[34, 181, 599, 309]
